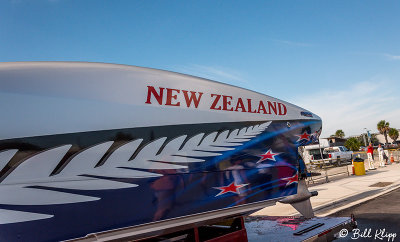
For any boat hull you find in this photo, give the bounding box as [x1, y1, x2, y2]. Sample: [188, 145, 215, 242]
[0, 62, 321, 241]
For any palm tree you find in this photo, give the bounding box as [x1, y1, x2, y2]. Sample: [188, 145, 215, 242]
[377, 120, 390, 144]
[388, 128, 399, 143]
[334, 129, 345, 138]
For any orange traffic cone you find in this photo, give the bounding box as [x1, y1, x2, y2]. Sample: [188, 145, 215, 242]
[351, 159, 355, 175]
[390, 152, 395, 163]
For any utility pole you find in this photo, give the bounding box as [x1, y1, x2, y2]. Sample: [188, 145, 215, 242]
[363, 133, 367, 146]
[364, 128, 371, 144]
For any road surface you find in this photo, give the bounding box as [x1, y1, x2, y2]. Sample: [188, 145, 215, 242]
[331, 187, 400, 241]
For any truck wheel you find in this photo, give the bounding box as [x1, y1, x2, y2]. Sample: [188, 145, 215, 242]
[336, 157, 341, 166]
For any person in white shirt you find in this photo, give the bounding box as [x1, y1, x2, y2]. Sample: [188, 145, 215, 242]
[377, 144, 385, 167]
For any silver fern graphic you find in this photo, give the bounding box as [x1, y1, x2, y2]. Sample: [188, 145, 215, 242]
[0, 122, 271, 224]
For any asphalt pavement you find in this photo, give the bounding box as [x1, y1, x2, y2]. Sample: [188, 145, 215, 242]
[331, 187, 400, 241]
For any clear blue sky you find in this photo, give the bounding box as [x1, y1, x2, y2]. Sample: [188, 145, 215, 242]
[1, 0, 400, 137]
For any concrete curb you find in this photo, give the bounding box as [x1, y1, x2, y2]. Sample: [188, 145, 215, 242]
[317, 182, 400, 217]
[283, 180, 400, 218]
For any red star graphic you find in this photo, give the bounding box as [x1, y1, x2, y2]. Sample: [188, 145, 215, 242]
[279, 223, 300, 231]
[277, 218, 301, 231]
[296, 132, 311, 142]
[257, 149, 279, 163]
[214, 182, 248, 197]
[282, 173, 298, 186]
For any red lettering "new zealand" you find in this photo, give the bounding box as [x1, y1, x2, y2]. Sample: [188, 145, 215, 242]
[144, 86, 287, 115]
[145, 86, 203, 108]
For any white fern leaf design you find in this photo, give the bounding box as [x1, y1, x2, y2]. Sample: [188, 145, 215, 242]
[0, 149, 18, 171]
[151, 135, 204, 163]
[57, 141, 114, 177]
[174, 133, 220, 157]
[126, 137, 188, 170]
[0, 121, 271, 224]
[0, 185, 100, 206]
[197, 132, 236, 152]
[38, 179, 138, 191]
[2, 145, 72, 185]
[0, 209, 53, 225]
[88, 139, 163, 179]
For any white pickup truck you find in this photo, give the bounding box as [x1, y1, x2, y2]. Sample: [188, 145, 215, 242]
[301, 145, 353, 166]
[323, 146, 353, 166]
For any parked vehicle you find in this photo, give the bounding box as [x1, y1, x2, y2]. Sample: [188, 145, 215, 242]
[302, 146, 329, 165]
[302, 145, 353, 167]
[323, 146, 353, 166]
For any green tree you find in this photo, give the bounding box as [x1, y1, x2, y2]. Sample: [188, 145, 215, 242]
[370, 134, 379, 145]
[345, 137, 361, 151]
[334, 129, 345, 138]
[388, 128, 399, 143]
[357, 133, 378, 146]
[356, 135, 367, 146]
[377, 120, 390, 144]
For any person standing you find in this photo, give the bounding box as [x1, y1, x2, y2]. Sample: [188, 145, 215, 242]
[384, 149, 390, 165]
[367, 143, 375, 169]
[377, 144, 385, 167]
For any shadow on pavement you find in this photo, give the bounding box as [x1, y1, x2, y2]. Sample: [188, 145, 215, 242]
[331, 188, 400, 241]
